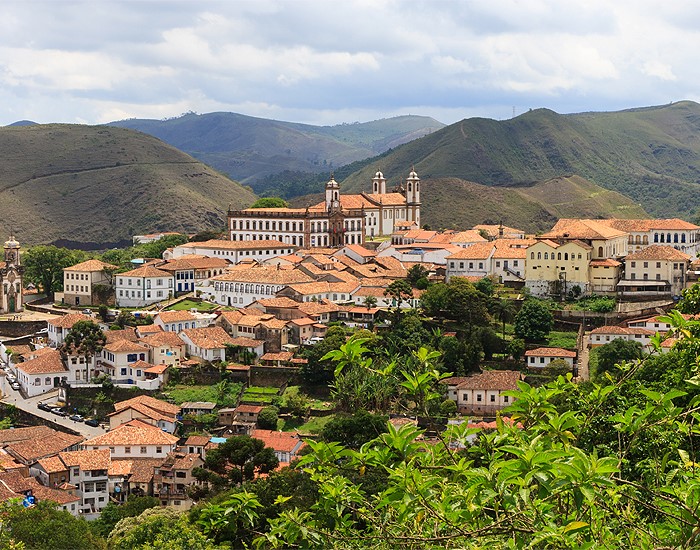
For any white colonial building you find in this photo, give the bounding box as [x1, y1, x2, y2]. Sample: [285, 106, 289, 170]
[115, 265, 174, 307]
[204, 266, 313, 307]
[227, 169, 421, 247]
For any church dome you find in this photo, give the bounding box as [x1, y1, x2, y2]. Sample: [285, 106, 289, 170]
[375, 171, 384, 179]
[326, 175, 339, 188]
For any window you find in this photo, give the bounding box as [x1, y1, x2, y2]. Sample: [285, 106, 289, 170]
[124, 447, 131, 454]
[631, 261, 636, 268]
[476, 394, 482, 402]
[462, 393, 468, 401]
[156, 446, 162, 454]
[490, 395, 496, 402]
[643, 262, 648, 268]
[656, 262, 661, 268]
[140, 446, 147, 454]
[503, 396, 509, 403]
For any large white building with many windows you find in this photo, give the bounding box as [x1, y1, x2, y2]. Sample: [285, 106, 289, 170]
[227, 169, 421, 248]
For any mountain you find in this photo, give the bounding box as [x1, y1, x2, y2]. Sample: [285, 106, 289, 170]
[332, 101, 700, 221]
[0, 124, 256, 245]
[6, 120, 37, 127]
[108, 112, 444, 184]
[291, 175, 647, 234]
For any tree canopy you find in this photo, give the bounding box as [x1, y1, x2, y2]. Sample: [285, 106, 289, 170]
[513, 299, 554, 342]
[23, 245, 86, 298]
[249, 197, 289, 209]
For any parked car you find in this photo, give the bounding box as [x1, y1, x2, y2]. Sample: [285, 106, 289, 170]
[10, 382, 20, 391]
[38, 402, 52, 412]
[85, 418, 100, 427]
[81, 309, 92, 315]
[69, 414, 84, 422]
[50, 407, 67, 417]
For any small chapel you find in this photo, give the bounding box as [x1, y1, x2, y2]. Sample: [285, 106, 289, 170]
[0, 235, 24, 313]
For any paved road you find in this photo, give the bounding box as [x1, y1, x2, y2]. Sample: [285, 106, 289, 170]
[0, 376, 107, 439]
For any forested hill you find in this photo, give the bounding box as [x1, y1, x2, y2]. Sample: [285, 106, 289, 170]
[0, 124, 256, 245]
[109, 112, 444, 184]
[333, 100, 700, 220]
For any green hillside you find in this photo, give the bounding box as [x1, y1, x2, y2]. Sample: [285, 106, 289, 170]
[0, 124, 256, 245]
[336, 101, 700, 220]
[109, 112, 444, 184]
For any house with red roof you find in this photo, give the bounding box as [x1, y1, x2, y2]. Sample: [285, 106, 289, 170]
[524, 347, 577, 369]
[442, 370, 522, 415]
[115, 265, 174, 307]
[250, 429, 306, 464]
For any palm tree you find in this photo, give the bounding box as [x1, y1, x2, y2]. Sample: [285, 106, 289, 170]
[363, 295, 378, 310]
[490, 298, 516, 340]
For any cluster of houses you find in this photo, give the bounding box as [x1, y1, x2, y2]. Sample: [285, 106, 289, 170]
[0, 395, 307, 516]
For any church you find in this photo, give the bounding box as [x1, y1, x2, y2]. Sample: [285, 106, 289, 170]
[227, 169, 421, 248]
[0, 235, 24, 313]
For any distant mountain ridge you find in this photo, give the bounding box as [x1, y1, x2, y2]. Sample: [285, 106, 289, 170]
[108, 112, 444, 184]
[0, 124, 256, 245]
[334, 101, 700, 222]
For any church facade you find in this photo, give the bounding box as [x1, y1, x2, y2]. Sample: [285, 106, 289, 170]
[227, 169, 421, 248]
[0, 235, 24, 313]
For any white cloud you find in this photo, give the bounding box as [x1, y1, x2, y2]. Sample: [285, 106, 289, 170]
[0, 0, 699, 126]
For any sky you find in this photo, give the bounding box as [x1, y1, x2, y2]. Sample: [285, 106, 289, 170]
[0, 0, 698, 127]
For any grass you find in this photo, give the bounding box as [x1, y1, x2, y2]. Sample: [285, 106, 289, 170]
[283, 386, 335, 410]
[161, 383, 242, 408]
[166, 299, 219, 312]
[241, 386, 282, 405]
[278, 414, 336, 435]
[545, 331, 578, 350]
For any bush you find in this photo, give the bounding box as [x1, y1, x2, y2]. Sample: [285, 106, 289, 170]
[258, 406, 279, 429]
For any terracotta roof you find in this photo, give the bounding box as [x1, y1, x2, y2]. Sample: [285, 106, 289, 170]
[525, 347, 577, 357]
[236, 404, 264, 414]
[108, 459, 133, 476]
[114, 395, 180, 416]
[284, 281, 359, 296]
[0, 426, 56, 445]
[157, 255, 230, 271]
[228, 336, 265, 348]
[446, 242, 495, 260]
[212, 266, 313, 285]
[140, 331, 186, 348]
[59, 449, 110, 471]
[182, 326, 239, 349]
[473, 224, 525, 237]
[0, 471, 79, 505]
[65, 259, 118, 272]
[625, 245, 691, 261]
[260, 318, 289, 330]
[118, 265, 173, 278]
[171, 453, 202, 471]
[36, 455, 68, 474]
[542, 219, 628, 240]
[289, 317, 316, 326]
[105, 327, 139, 343]
[185, 435, 210, 447]
[591, 325, 632, 335]
[402, 229, 437, 241]
[126, 458, 165, 483]
[451, 230, 489, 243]
[250, 429, 306, 454]
[442, 370, 522, 391]
[104, 339, 149, 353]
[47, 313, 91, 329]
[5, 432, 84, 464]
[599, 218, 700, 232]
[590, 259, 622, 267]
[144, 364, 169, 374]
[343, 244, 376, 257]
[156, 310, 198, 323]
[297, 300, 340, 315]
[253, 297, 301, 309]
[16, 348, 66, 375]
[261, 352, 294, 362]
[83, 420, 178, 447]
[178, 239, 292, 250]
[136, 324, 164, 335]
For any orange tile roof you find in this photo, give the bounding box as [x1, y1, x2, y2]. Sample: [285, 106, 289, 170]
[213, 266, 313, 285]
[625, 245, 691, 261]
[185, 435, 210, 447]
[47, 313, 92, 329]
[250, 429, 306, 453]
[16, 348, 66, 375]
[0, 426, 56, 445]
[253, 297, 301, 309]
[105, 327, 139, 344]
[140, 331, 186, 348]
[65, 259, 118, 272]
[114, 395, 180, 416]
[136, 324, 164, 334]
[5, 432, 84, 464]
[442, 370, 522, 391]
[108, 459, 133, 476]
[119, 265, 173, 278]
[590, 259, 622, 267]
[228, 336, 265, 348]
[542, 219, 628, 240]
[104, 339, 149, 353]
[342, 244, 376, 257]
[447, 242, 495, 260]
[171, 452, 203, 471]
[178, 239, 293, 250]
[525, 347, 576, 357]
[157, 255, 230, 271]
[83, 420, 179, 447]
[236, 404, 264, 414]
[450, 230, 488, 243]
[36, 455, 68, 474]
[59, 449, 110, 471]
[261, 352, 294, 362]
[599, 218, 700, 232]
[156, 310, 198, 323]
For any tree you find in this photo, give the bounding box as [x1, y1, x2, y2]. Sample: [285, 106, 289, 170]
[108, 507, 212, 550]
[300, 325, 347, 385]
[513, 299, 554, 342]
[490, 297, 516, 339]
[249, 197, 289, 209]
[23, 245, 86, 298]
[507, 337, 526, 360]
[286, 391, 310, 419]
[0, 499, 105, 549]
[474, 276, 495, 297]
[132, 234, 189, 259]
[406, 264, 429, 287]
[594, 338, 644, 379]
[205, 435, 279, 484]
[190, 229, 224, 242]
[91, 496, 160, 538]
[60, 320, 106, 363]
[384, 279, 414, 312]
[420, 282, 450, 317]
[363, 295, 378, 309]
[321, 410, 388, 449]
[257, 406, 279, 429]
[445, 278, 489, 330]
[677, 283, 700, 314]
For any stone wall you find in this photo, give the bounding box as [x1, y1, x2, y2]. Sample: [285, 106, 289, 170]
[250, 365, 302, 387]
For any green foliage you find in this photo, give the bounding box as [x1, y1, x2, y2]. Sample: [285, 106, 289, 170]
[321, 410, 388, 449]
[0, 499, 105, 549]
[190, 229, 225, 242]
[162, 383, 242, 407]
[23, 245, 86, 297]
[286, 392, 310, 419]
[406, 264, 429, 287]
[108, 507, 213, 550]
[300, 325, 348, 385]
[421, 278, 489, 329]
[474, 276, 495, 297]
[60, 320, 106, 361]
[677, 282, 700, 314]
[257, 406, 279, 430]
[439, 397, 457, 417]
[595, 338, 644, 379]
[514, 299, 554, 342]
[91, 496, 160, 538]
[249, 197, 289, 209]
[205, 435, 279, 485]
